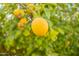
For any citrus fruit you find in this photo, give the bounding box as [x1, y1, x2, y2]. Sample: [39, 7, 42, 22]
[13, 9, 24, 18]
[31, 17, 48, 36]
[19, 18, 28, 24]
[17, 18, 28, 30]
[17, 22, 24, 30]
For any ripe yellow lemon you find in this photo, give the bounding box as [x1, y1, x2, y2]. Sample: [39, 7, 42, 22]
[19, 18, 28, 24]
[31, 17, 48, 36]
[17, 18, 28, 30]
[17, 22, 24, 30]
[13, 9, 24, 18]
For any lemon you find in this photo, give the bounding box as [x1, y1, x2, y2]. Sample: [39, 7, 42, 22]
[17, 18, 28, 30]
[19, 18, 28, 24]
[13, 9, 24, 18]
[31, 17, 48, 36]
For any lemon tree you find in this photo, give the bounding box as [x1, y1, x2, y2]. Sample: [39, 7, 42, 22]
[0, 3, 79, 56]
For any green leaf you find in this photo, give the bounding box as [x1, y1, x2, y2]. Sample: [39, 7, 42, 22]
[50, 29, 59, 41]
[23, 30, 30, 36]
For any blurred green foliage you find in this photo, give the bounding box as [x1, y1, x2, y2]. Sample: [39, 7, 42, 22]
[0, 3, 79, 56]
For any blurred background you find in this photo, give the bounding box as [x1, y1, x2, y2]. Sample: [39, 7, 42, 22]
[0, 3, 79, 56]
